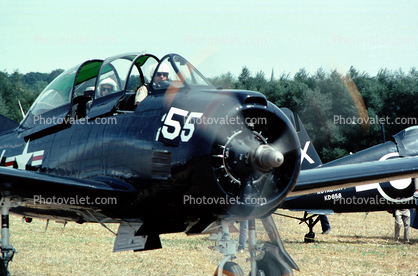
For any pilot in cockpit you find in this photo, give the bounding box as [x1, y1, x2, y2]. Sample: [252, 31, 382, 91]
[153, 63, 169, 85]
[135, 63, 170, 106]
[98, 78, 117, 97]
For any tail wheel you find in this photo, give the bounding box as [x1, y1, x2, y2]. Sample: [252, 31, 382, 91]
[304, 232, 315, 243]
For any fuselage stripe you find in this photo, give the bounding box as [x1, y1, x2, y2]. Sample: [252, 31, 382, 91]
[32, 155, 43, 161]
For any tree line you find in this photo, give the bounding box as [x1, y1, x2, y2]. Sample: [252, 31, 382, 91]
[1, 66, 417, 163]
[209, 66, 418, 163]
[0, 69, 63, 122]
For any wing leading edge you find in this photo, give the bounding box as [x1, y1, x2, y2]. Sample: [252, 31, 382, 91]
[289, 156, 418, 197]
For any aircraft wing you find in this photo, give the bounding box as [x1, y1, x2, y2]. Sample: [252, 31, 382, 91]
[289, 156, 418, 197]
[0, 166, 136, 208]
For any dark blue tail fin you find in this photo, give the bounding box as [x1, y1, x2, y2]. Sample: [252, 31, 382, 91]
[281, 108, 322, 170]
[0, 114, 19, 134]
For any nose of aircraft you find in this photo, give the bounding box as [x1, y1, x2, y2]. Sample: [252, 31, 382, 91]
[209, 102, 301, 219]
[253, 144, 284, 172]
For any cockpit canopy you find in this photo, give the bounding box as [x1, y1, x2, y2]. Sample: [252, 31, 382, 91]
[393, 125, 418, 156]
[21, 53, 214, 129]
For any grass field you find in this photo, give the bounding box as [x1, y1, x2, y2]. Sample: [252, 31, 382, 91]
[6, 210, 418, 275]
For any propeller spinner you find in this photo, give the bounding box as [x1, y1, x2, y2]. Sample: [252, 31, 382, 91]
[211, 103, 301, 218]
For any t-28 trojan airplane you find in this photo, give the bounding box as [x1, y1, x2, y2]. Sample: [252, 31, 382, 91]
[0, 52, 418, 276]
[279, 109, 418, 242]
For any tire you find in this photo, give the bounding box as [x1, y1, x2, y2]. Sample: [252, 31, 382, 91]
[0, 260, 7, 276]
[304, 232, 315, 243]
[256, 253, 283, 276]
[215, 261, 245, 276]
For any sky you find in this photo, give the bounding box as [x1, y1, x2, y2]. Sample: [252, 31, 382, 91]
[1, 1, 418, 79]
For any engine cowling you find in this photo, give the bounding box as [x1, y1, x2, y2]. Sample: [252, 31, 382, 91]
[209, 100, 301, 220]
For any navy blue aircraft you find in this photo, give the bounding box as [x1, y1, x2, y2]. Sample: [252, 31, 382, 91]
[279, 109, 418, 242]
[0, 52, 418, 276]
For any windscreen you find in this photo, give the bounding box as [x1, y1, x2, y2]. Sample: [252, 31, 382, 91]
[26, 65, 76, 116]
[152, 54, 213, 90]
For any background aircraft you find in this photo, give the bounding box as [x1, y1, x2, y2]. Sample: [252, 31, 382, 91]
[279, 109, 417, 242]
[0, 52, 418, 276]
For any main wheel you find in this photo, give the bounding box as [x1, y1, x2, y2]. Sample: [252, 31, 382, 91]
[256, 254, 282, 276]
[0, 259, 7, 276]
[214, 261, 244, 276]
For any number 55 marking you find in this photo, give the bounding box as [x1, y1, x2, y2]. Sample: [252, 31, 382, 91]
[157, 107, 203, 143]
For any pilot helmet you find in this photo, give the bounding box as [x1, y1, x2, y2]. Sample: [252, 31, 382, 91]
[151, 63, 170, 79]
[98, 78, 117, 96]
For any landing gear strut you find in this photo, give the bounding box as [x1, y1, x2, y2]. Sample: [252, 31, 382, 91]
[302, 213, 321, 243]
[274, 211, 327, 243]
[1, 198, 17, 276]
[211, 216, 299, 276]
[209, 220, 243, 275]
